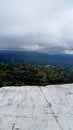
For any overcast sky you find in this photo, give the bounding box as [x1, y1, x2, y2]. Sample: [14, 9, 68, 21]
[0, 0, 73, 54]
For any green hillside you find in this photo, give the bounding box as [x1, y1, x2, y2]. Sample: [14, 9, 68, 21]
[0, 63, 73, 87]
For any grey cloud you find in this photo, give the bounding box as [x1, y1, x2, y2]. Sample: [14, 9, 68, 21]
[0, 36, 71, 54]
[0, 0, 73, 54]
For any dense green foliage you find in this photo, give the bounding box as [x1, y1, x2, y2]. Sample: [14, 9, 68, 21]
[0, 63, 73, 87]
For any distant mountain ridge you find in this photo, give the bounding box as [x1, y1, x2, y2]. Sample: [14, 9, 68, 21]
[0, 50, 73, 67]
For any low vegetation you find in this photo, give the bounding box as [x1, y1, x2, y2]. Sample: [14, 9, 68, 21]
[0, 63, 73, 87]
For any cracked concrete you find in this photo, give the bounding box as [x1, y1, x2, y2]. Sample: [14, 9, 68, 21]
[0, 84, 73, 130]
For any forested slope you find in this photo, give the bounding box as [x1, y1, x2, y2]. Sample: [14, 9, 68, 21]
[0, 63, 73, 87]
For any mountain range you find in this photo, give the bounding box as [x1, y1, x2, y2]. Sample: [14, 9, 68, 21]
[0, 50, 73, 67]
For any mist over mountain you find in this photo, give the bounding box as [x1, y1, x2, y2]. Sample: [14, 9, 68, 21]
[0, 36, 73, 55]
